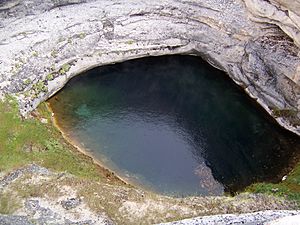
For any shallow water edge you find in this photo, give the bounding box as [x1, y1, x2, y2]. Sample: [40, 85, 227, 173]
[46, 102, 161, 193]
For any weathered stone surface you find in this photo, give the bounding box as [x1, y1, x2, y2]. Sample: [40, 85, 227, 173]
[0, 164, 50, 189]
[158, 210, 300, 225]
[0, 0, 299, 136]
[0, 215, 33, 225]
[244, 0, 300, 48]
[0, 164, 299, 225]
[61, 197, 82, 210]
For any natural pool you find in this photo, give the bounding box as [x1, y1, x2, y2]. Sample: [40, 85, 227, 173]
[49, 56, 300, 196]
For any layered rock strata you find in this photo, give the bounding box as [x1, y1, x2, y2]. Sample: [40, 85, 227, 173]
[0, 0, 299, 135]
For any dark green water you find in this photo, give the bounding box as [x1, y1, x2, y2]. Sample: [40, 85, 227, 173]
[49, 56, 300, 196]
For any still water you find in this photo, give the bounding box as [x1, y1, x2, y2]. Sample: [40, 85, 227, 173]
[49, 56, 300, 196]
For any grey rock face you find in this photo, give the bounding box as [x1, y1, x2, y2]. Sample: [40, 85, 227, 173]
[0, 164, 299, 225]
[61, 198, 82, 210]
[0, 164, 50, 189]
[0, 0, 299, 135]
[0, 215, 33, 225]
[158, 210, 300, 225]
[244, 0, 300, 48]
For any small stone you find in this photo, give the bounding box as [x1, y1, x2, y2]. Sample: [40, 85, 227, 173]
[40, 118, 48, 124]
[61, 198, 81, 210]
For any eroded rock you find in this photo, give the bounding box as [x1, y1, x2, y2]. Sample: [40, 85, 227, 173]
[244, 0, 300, 48]
[0, 0, 299, 136]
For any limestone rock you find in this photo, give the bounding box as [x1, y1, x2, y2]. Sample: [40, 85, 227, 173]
[0, 0, 299, 135]
[244, 0, 300, 48]
[157, 210, 300, 225]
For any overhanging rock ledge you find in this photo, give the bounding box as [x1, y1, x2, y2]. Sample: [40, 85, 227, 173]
[0, 0, 299, 135]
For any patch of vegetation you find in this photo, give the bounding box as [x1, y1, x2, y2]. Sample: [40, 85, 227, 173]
[0, 97, 108, 180]
[51, 49, 58, 58]
[270, 107, 300, 126]
[23, 79, 31, 85]
[50, 64, 56, 71]
[247, 162, 300, 206]
[15, 63, 21, 70]
[78, 32, 86, 39]
[33, 81, 47, 93]
[0, 193, 21, 214]
[67, 37, 72, 44]
[46, 73, 54, 81]
[58, 37, 66, 43]
[271, 107, 298, 118]
[32, 51, 38, 57]
[59, 63, 71, 75]
[125, 40, 134, 45]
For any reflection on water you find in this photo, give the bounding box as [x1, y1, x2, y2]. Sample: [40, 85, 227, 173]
[49, 56, 300, 196]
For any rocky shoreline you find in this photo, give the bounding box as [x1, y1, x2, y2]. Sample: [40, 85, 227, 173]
[0, 0, 299, 135]
[1, 164, 299, 224]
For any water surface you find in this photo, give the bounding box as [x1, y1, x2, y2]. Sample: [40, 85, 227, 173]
[49, 56, 300, 196]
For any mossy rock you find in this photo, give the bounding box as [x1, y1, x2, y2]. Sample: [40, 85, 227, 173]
[59, 63, 71, 75]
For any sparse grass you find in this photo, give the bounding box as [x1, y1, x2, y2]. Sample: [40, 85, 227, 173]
[0, 97, 111, 180]
[270, 107, 300, 126]
[0, 193, 21, 214]
[59, 63, 71, 75]
[67, 37, 72, 44]
[78, 32, 86, 39]
[50, 64, 56, 71]
[46, 73, 54, 81]
[58, 37, 66, 43]
[247, 162, 300, 206]
[51, 49, 58, 58]
[32, 81, 47, 93]
[0, 96, 299, 222]
[271, 107, 298, 118]
[32, 51, 38, 57]
[125, 40, 134, 45]
[23, 79, 31, 85]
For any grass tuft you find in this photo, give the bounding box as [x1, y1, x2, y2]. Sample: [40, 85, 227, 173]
[0, 98, 106, 180]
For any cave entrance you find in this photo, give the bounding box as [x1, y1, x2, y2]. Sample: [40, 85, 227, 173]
[48, 55, 300, 196]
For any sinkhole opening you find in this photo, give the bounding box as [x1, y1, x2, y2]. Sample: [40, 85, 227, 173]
[49, 55, 300, 197]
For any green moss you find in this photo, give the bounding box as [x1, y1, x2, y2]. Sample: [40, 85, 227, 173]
[59, 63, 71, 75]
[32, 51, 38, 57]
[79, 32, 86, 39]
[247, 162, 300, 206]
[126, 40, 134, 45]
[271, 107, 298, 118]
[15, 63, 21, 70]
[58, 37, 66, 43]
[0, 193, 21, 214]
[23, 79, 31, 85]
[0, 99, 103, 180]
[51, 49, 58, 58]
[33, 81, 47, 93]
[67, 37, 72, 44]
[46, 73, 54, 81]
[23, 91, 31, 98]
[50, 64, 56, 71]
[270, 107, 300, 126]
